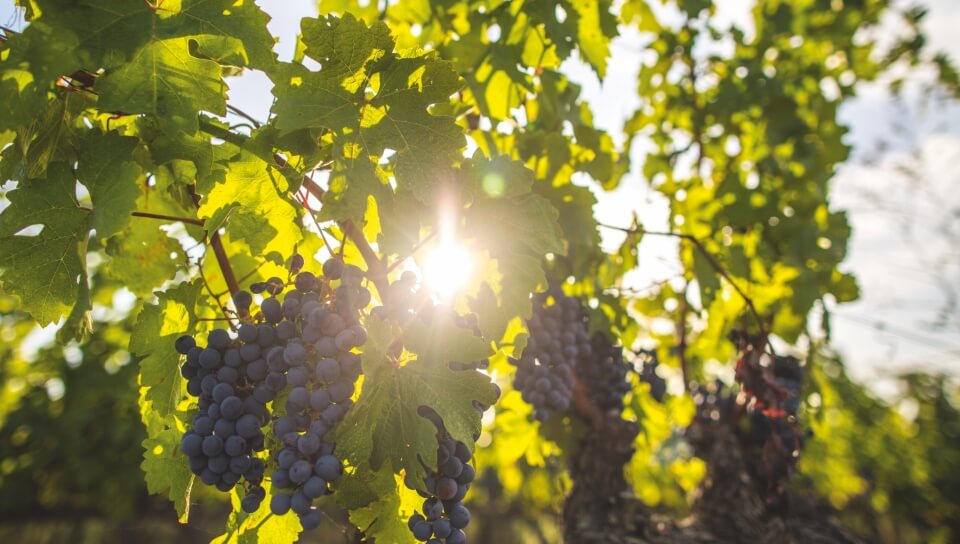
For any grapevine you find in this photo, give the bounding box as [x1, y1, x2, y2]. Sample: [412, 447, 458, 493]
[0, 0, 953, 542]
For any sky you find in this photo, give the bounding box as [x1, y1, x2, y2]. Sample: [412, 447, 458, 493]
[2, 0, 959, 390]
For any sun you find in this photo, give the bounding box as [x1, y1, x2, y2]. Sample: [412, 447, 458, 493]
[422, 242, 473, 300]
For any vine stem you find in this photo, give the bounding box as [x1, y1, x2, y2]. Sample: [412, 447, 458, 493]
[598, 222, 777, 356]
[678, 282, 691, 391]
[209, 231, 241, 297]
[187, 186, 241, 299]
[78, 207, 205, 226]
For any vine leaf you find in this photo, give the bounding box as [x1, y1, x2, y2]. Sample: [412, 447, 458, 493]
[130, 280, 203, 434]
[77, 131, 143, 239]
[692, 247, 720, 308]
[198, 152, 301, 260]
[212, 483, 302, 544]
[96, 36, 227, 133]
[271, 13, 465, 219]
[333, 315, 498, 484]
[465, 192, 565, 340]
[0, 162, 89, 325]
[141, 427, 194, 523]
[104, 194, 188, 297]
[131, 281, 203, 523]
[165, 0, 277, 70]
[334, 464, 423, 543]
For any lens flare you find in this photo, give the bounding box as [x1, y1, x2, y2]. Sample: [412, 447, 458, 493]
[422, 243, 473, 299]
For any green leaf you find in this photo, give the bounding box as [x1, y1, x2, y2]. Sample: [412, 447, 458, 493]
[271, 14, 465, 206]
[96, 36, 227, 133]
[692, 247, 720, 309]
[467, 194, 565, 258]
[570, 0, 618, 77]
[334, 315, 498, 483]
[130, 280, 203, 434]
[78, 131, 143, 238]
[32, 0, 153, 68]
[165, 0, 276, 70]
[402, 318, 495, 372]
[142, 426, 194, 523]
[463, 194, 564, 339]
[212, 483, 302, 544]
[104, 216, 187, 297]
[301, 13, 393, 79]
[0, 162, 89, 325]
[335, 465, 422, 543]
[197, 152, 301, 259]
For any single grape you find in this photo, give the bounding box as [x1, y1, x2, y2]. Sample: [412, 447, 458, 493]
[265, 276, 285, 296]
[322, 257, 344, 280]
[232, 290, 253, 310]
[241, 493, 262, 513]
[290, 491, 311, 515]
[436, 477, 458, 500]
[212, 382, 234, 403]
[284, 343, 307, 366]
[199, 348, 222, 369]
[412, 520, 433, 541]
[175, 335, 196, 355]
[313, 455, 342, 482]
[303, 476, 327, 499]
[270, 493, 291, 515]
[295, 272, 317, 292]
[300, 509, 323, 530]
[220, 396, 244, 420]
[433, 518, 452, 539]
[180, 433, 203, 457]
[236, 414, 261, 439]
[289, 253, 305, 274]
[213, 418, 235, 437]
[208, 454, 229, 474]
[289, 460, 313, 485]
[298, 433, 321, 456]
[261, 297, 282, 323]
[224, 436, 247, 456]
[423, 497, 443, 521]
[448, 503, 470, 528]
[208, 329, 231, 350]
[201, 435, 224, 456]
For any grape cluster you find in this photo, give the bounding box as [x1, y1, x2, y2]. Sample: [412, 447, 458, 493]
[575, 333, 632, 413]
[509, 292, 591, 422]
[758, 355, 804, 457]
[176, 328, 270, 513]
[637, 348, 666, 403]
[406, 436, 475, 544]
[262, 259, 368, 530]
[175, 254, 369, 525]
